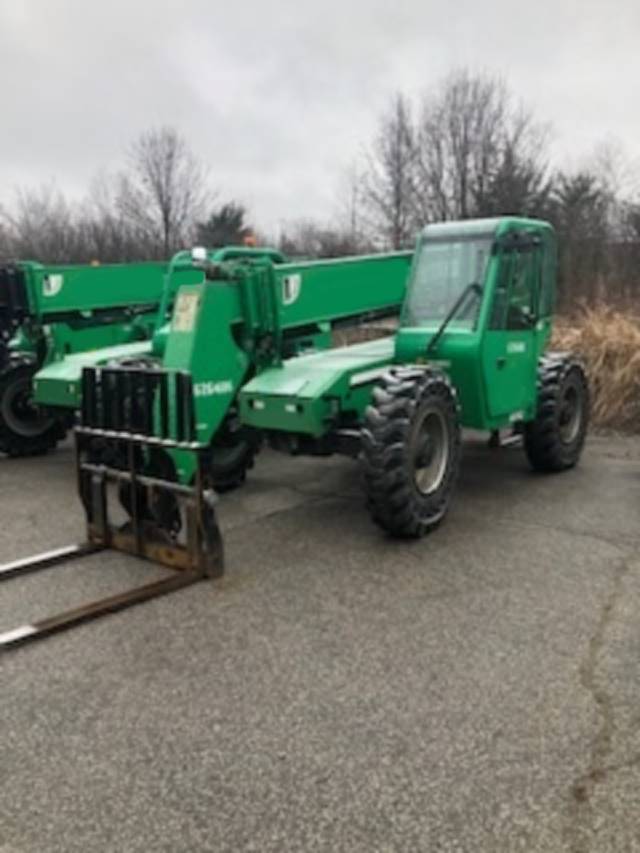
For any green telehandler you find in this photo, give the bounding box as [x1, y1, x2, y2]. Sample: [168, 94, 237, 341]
[0, 258, 202, 457]
[0, 217, 589, 648]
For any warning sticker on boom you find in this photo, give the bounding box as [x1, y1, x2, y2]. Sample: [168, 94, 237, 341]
[173, 291, 200, 332]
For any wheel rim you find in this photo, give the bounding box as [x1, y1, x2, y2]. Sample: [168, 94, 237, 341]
[559, 383, 582, 444]
[1, 375, 54, 438]
[412, 406, 450, 495]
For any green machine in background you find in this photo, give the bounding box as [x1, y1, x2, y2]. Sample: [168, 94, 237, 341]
[0, 249, 282, 458]
[0, 259, 194, 456]
[0, 218, 590, 646]
[30, 247, 292, 416]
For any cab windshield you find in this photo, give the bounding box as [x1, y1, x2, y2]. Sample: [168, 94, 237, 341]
[403, 236, 493, 328]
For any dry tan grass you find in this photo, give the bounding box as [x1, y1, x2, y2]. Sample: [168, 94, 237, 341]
[332, 318, 399, 347]
[552, 306, 640, 431]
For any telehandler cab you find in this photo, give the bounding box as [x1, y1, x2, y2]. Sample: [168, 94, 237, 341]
[0, 217, 589, 648]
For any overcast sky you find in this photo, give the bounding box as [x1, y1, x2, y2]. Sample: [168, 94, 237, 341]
[0, 0, 638, 234]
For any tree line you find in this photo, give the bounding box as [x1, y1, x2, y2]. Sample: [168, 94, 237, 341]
[288, 70, 640, 310]
[351, 71, 640, 310]
[2, 71, 639, 310]
[0, 127, 254, 267]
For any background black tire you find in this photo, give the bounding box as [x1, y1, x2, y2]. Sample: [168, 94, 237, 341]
[361, 367, 462, 538]
[524, 353, 590, 472]
[0, 356, 71, 457]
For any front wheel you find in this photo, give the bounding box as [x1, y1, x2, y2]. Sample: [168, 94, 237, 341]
[208, 412, 261, 492]
[524, 353, 590, 472]
[361, 367, 462, 538]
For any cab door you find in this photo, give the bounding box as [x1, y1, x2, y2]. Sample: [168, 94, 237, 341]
[483, 238, 542, 421]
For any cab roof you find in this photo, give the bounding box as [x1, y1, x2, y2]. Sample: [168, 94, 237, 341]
[421, 217, 553, 241]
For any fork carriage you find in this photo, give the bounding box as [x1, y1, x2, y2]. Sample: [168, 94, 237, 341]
[0, 365, 222, 650]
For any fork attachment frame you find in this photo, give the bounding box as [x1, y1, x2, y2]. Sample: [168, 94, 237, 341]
[0, 366, 223, 650]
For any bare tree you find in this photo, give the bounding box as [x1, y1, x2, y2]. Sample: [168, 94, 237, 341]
[117, 126, 207, 258]
[590, 141, 640, 207]
[361, 94, 418, 249]
[0, 210, 12, 259]
[617, 201, 640, 303]
[569, 146, 640, 306]
[414, 70, 549, 222]
[334, 161, 370, 253]
[279, 218, 367, 259]
[74, 172, 142, 262]
[2, 184, 82, 263]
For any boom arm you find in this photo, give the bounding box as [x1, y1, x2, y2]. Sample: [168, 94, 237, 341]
[1, 261, 171, 329]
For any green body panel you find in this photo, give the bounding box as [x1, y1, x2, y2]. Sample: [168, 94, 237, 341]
[240, 337, 395, 437]
[40, 313, 153, 362]
[165, 281, 251, 445]
[239, 217, 556, 435]
[33, 341, 154, 408]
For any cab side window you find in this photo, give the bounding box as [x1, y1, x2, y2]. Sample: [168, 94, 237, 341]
[490, 248, 540, 330]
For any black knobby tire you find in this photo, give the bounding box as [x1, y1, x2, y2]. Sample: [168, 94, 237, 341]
[524, 352, 590, 472]
[0, 356, 71, 457]
[361, 367, 462, 538]
[209, 411, 261, 492]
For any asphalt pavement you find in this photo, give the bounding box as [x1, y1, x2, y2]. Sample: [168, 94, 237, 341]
[1, 434, 639, 852]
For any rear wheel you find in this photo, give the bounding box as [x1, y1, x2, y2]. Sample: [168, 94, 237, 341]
[0, 358, 71, 457]
[524, 353, 590, 472]
[361, 367, 462, 537]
